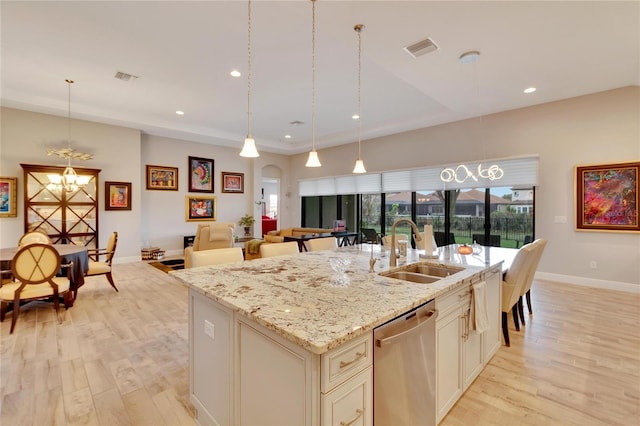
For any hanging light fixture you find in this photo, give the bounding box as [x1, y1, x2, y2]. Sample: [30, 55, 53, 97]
[239, 0, 259, 158]
[440, 51, 503, 184]
[47, 79, 93, 192]
[305, 0, 321, 167]
[352, 24, 366, 174]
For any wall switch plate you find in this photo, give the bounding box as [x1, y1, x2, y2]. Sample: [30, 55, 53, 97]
[554, 216, 567, 223]
[204, 320, 215, 340]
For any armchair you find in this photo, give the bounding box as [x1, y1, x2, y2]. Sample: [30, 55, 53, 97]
[184, 222, 235, 268]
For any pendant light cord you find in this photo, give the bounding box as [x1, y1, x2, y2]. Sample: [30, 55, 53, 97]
[311, 0, 316, 151]
[66, 79, 73, 167]
[356, 25, 362, 160]
[247, 0, 252, 138]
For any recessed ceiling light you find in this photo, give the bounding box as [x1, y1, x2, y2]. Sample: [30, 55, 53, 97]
[524, 87, 536, 94]
[459, 51, 480, 64]
[352, 114, 360, 120]
[290, 120, 304, 126]
[284, 134, 292, 139]
[176, 110, 185, 115]
[230, 70, 241, 77]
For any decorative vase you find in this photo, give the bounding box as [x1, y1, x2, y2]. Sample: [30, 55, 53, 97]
[244, 226, 251, 236]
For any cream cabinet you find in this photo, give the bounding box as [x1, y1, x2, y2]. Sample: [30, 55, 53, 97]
[435, 267, 502, 423]
[189, 289, 372, 426]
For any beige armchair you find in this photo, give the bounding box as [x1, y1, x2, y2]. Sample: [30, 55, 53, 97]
[184, 222, 235, 268]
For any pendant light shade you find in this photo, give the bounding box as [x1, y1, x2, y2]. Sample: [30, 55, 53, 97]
[305, 0, 321, 168]
[352, 24, 366, 174]
[240, 0, 259, 158]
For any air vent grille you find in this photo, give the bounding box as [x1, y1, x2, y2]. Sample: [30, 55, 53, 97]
[403, 37, 438, 58]
[114, 71, 139, 82]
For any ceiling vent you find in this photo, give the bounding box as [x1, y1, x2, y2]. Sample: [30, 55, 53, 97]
[403, 37, 439, 58]
[114, 71, 139, 82]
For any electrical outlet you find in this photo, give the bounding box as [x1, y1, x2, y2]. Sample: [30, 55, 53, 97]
[204, 320, 215, 340]
[589, 261, 597, 269]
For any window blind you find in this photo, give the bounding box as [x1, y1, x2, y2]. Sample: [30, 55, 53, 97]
[300, 174, 381, 196]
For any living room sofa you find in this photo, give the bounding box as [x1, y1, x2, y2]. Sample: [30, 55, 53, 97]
[184, 222, 235, 268]
[244, 227, 334, 260]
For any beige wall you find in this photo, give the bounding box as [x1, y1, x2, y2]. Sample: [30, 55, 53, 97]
[290, 87, 640, 288]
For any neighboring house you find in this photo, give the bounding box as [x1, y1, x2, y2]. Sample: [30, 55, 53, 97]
[387, 189, 510, 217]
[508, 186, 534, 214]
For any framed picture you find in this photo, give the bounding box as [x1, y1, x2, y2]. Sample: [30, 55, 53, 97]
[105, 181, 132, 211]
[0, 177, 18, 218]
[221, 171, 244, 193]
[186, 195, 217, 222]
[188, 156, 214, 193]
[575, 161, 639, 232]
[146, 165, 178, 190]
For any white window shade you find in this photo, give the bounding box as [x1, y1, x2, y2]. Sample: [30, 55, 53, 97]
[300, 174, 380, 196]
[438, 156, 539, 191]
[299, 178, 335, 196]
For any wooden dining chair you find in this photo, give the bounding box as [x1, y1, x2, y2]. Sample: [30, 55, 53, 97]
[191, 247, 244, 268]
[307, 237, 338, 252]
[501, 242, 536, 347]
[517, 238, 548, 325]
[260, 242, 300, 258]
[85, 231, 118, 294]
[0, 243, 73, 334]
[18, 230, 52, 246]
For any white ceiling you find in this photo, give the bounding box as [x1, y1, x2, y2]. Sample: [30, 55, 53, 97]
[2, 1, 638, 155]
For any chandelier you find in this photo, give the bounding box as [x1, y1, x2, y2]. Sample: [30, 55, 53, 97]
[47, 79, 93, 193]
[440, 51, 503, 184]
[239, 0, 260, 158]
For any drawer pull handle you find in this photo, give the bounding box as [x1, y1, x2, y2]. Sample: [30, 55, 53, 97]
[339, 351, 365, 368]
[340, 409, 364, 426]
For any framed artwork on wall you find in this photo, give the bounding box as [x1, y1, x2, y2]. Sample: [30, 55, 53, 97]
[575, 161, 639, 232]
[146, 165, 178, 190]
[0, 177, 18, 218]
[186, 195, 217, 222]
[188, 156, 214, 193]
[105, 181, 132, 211]
[221, 171, 244, 193]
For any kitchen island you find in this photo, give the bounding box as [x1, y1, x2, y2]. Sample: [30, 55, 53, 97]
[171, 245, 504, 425]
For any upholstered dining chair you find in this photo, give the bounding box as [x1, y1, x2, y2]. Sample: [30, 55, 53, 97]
[517, 238, 548, 325]
[85, 231, 118, 294]
[0, 243, 73, 334]
[307, 237, 338, 252]
[501, 242, 537, 347]
[260, 241, 300, 258]
[360, 228, 383, 244]
[190, 247, 244, 268]
[18, 230, 51, 246]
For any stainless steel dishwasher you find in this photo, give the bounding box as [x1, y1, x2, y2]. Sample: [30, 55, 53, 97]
[374, 300, 438, 426]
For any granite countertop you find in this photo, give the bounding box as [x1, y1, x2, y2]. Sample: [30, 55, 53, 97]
[170, 245, 499, 355]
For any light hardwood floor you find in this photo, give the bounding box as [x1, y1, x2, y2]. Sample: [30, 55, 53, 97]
[1, 262, 638, 425]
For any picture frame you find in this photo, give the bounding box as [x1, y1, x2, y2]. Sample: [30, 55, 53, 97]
[221, 171, 244, 193]
[188, 156, 215, 193]
[0, 177, 18, 218]
[186, 195, 217, 222]
[105, 181, 132, 211]
[575, 161, 639, 232]
[146, 165, 178, 190]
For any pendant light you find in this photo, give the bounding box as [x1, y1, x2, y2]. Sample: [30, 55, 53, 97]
[305, 0, 321, 167]
[352, 24, 366, 174]
[47, 79, 93, 192]
[240, 0, 259, 157]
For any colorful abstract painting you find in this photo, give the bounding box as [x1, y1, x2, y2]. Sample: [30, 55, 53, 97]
[576, 162, 639, 232]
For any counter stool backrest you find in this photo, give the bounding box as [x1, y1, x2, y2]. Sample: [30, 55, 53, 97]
[307, 237, 337, 252]
[260, 242, 300, 258]
[191, 247, 244, 268]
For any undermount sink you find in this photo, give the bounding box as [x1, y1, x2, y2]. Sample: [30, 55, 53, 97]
[381, 271, 441, 284]
[400, 263, 465, 277]
[378, 262, 465, 284]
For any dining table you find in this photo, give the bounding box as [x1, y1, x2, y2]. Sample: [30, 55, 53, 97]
[0, 243, 89, 304]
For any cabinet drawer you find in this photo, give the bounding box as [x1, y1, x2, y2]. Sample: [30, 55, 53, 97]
[321, 367, 372, 426]
[436, 281, 471, 314]
[321, 332, 372, 393]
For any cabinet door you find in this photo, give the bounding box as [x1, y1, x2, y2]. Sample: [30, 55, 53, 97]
[321, 367, 372, 426]
[436, 308, 463, 422]
[482, 268, 502, 362]
[462, 303, 483, 389]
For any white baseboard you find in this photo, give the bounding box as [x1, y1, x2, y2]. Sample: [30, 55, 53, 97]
[536, 272, 640, 294]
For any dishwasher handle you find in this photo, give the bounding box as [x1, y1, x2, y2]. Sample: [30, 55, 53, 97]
[375, 307, 438, 348]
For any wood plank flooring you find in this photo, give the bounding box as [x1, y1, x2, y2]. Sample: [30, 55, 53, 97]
[1, 261, 638, 425]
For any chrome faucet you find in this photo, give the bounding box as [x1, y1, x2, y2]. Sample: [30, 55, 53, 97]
[389, 219, 423, 268]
